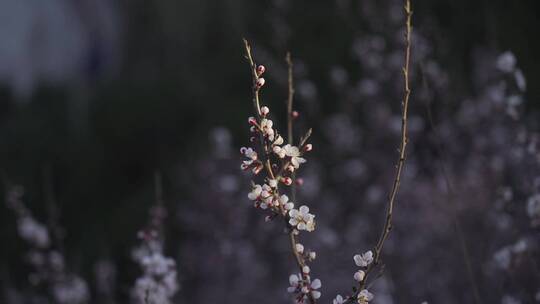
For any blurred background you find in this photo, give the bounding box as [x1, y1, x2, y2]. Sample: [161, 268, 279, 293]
[1, 0, 539, 303]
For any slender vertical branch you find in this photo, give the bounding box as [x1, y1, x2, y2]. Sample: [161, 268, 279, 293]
[286, 52, 295, 145]
[286, 52, 297, 202]
[358, 0, 412, 291]
[153, 171, 165, 238]
[243, 39, 263, 118]
[243, 39, 316, 304]
[41, 164, 63, 251]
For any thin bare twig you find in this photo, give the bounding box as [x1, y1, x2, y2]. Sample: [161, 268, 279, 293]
[286, 52, 297, 202]
[358, 0, 412, 291]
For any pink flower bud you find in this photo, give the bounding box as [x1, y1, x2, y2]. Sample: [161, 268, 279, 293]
[260, 106, 270, 116]
[240, 147, 247, 154]
[252, 164, 264, 175]
[248, 117, 257, 125]
[296, 178, 304, 186]
[257, 65, 266, 76]
[282, 177, 293, 186]
[292, 111, 299, 119]
[256, 78, 266, 88]
[304, 144, 313, 152]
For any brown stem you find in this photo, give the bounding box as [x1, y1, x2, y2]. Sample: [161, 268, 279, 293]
[358, 0, 412, 291]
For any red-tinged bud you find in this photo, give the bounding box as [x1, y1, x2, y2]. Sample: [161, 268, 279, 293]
[260, 106, 270, 116]
[304, 144, 313, 152]
[252, 164, 264, 175]
[292, 111, 299, 119]
[256, 78, 266, 88]
[248, 117, 257, 125]
[296, 178, 304, 186]
[282, 177, 293, 186]
[257, 65, 266, 76]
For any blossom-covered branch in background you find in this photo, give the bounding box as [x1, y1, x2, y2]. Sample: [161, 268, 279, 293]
[241, 39, 319, 304]
[3, 182, 89, 304]
[131, 173, 179, 304]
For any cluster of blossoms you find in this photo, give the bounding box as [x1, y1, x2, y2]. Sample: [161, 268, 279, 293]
[333, 251, 375, 304]
[5, 185, 90, 304]
[240, 54, 320, 303]
[352, 251, 374, 303]
[288, 273, 322, 301]
[131, 192, 179, 304]
[132, 252, 178, 304]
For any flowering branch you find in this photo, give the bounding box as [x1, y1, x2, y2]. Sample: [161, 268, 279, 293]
[131, 172, 178, 304]
[3, 180, 90, 304]
[338, 1, 413, 303]
[241, 39, 319, 304]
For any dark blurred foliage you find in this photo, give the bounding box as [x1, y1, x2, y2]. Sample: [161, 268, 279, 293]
[0, 0, 539, 303]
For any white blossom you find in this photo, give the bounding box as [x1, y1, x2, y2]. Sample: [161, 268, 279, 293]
[310, 278, 322, 299]
[277, 194, 290, 208]
[358, 289, 374, 303]
[273, 145, 287, 158]
[289, 205, 316, 232]
[282, 144, 307, 168]
[354, 251, 374, 267]
[260, 118, 275, 140]
[334, 295, 345, 304]
[496, 51, 516, 73]
[273, 135, 284, 145]
[248, 184, 262, 201]
[268, 179, 278, 188]
[241, 147, 258, 160]
[296, 243, 304, 253]
[287, 274, 300, 293]
[17, 216, 50, 249]
[52, 276, 89, 304]
[354, 270, 366, 282]
[141, 253, 176, 277]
